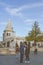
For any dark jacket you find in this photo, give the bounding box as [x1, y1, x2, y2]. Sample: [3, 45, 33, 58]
[20, 45, 24, 54]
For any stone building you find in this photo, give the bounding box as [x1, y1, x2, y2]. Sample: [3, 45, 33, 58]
[2, 20, 26, 49]
[3, 20, 15, 48]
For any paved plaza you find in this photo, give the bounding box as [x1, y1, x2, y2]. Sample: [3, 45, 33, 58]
[0, 51, 43, 65]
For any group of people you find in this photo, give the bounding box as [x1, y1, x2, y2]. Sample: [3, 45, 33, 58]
[20, 41, 30, 63]
[15, 41, 38, 64]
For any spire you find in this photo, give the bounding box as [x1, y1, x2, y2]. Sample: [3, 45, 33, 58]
[6, 19, 11, 29]
[5, 19, 14, 32]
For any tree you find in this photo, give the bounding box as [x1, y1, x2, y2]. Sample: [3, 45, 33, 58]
[26, 21, 41, 42]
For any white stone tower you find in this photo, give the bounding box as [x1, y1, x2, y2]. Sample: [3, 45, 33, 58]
[3, 20, 15, 47]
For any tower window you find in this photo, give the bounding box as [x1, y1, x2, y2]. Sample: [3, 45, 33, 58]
[7, 33, 10, 36]
[9, 33, 10, 36]
[7, 33, 8, 36]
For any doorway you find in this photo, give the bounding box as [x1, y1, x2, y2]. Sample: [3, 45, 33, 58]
[7, 41, 10, 47]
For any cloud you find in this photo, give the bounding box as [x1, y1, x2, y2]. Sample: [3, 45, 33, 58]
[0, 22, 7, 26]
[0, 2, 43, 16]
[24, 19, 37, 25]
[5, 2, 43, 16]
[24, 3, 43, 9]
[24, 19, 36, 23]
[6, 7, 22, 16]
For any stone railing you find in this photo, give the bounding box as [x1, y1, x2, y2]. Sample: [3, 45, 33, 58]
[0, 48, 16, 55]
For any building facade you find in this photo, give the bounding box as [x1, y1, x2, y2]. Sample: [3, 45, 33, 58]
[2, 20, 26, 49]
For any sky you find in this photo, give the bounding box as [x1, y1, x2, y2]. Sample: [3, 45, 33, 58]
[0, 0, 43, 40]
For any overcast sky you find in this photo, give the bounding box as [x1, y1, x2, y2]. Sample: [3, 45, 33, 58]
[0, 0, 43, 39]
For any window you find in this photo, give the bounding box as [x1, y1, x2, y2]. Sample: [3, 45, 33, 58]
[7, 33, 8, 36]
[7, 33, 10, 36]
[9, 33, 10, 36]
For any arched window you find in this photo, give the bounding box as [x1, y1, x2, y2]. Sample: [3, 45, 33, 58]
[7, 33, 8, 36]
[7, 33, 11, 36]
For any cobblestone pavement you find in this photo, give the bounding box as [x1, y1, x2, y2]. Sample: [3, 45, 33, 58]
[0, 51, 43, 65]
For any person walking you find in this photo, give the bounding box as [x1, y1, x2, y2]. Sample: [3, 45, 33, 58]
[34, 45, 38, 55]
[20, 42, 24, 63]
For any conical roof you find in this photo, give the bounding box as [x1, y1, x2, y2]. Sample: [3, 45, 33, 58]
[5, 20, 14, 32]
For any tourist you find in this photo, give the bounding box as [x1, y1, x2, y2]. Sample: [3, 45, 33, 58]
[20, 42, 24, 63]
[27, 42, 30, 62]
[24, 41, 30, 63]
[34, 45, 38, 55]
[15, 42, 19, 53]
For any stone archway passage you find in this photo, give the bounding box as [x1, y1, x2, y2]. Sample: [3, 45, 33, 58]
[7, 41, 10, 47]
